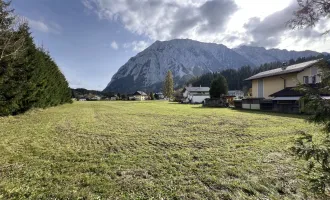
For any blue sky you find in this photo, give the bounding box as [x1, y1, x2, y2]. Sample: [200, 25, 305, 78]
[12, 0, 149, 90]
[11, 0, 330, 90]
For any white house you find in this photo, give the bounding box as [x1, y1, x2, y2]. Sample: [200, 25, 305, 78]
[182, 86, 210, 103]
[90, 95, 101, 101]
[228, 90, 244, 98]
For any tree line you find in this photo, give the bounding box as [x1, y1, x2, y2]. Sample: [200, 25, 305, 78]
[0, 1, 72, 116]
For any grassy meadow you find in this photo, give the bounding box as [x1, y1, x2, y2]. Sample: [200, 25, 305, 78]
[0, 101, 322, 199]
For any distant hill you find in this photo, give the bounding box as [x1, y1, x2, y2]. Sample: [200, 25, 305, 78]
[104, 39, 325, 93]
[71, 88, 116, 99]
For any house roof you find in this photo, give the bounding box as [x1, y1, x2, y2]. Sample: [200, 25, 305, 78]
[269, 87, 303, 97]
[273, 97, 301, 101]
[245, 59, 321, 81]
[184, 87, 210, 92]
[269, 84, 329, 97]
[133, 91, 148, 96]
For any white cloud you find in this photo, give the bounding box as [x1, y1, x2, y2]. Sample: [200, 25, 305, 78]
[83, 0, 330, 52]
[82, 0, 94, 10]
[83, 0, 237, 41]
[27, 19, 49, 33]
[111, 41, 119, 50]
[123, 41, 149, 52]
[26, 18, 61, 34]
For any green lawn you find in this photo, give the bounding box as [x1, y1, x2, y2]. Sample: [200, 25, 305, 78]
[0, 101, 321, 199]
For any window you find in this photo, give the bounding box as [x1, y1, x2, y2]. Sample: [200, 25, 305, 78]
[312, 76, 316, 84]
[303, 76, 309, 84]
[284, 79, 287, 88]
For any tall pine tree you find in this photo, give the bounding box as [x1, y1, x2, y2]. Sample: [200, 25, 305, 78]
[209, 75, 228, 98]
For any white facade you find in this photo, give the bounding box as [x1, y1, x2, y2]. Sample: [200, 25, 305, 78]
[182, 87, 210, 103]
[90, 96, 101, 101]
[242, 103, 260, 110]
[228, 90, 244, 98]
[135, 95, 146, 101]
[128, 95, 147, 101]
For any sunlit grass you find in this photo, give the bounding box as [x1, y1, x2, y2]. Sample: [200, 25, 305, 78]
[0, 101, 320, 199]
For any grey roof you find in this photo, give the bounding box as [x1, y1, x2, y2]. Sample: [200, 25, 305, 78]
[185, 87, 210, 92]
[134, 91, 148, 96]
[245, 59, 321, 81]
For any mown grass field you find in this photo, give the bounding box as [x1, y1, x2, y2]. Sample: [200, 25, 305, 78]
[0, 101, 322, 199]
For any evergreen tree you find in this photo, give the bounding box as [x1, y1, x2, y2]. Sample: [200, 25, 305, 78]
[209, 75, 228, 98]
[163, 71, 174, 100]
[288, 1, 330, 197]
[0, 0, 72, 116]
[149, 92, 154, 100]
[292, 60, 330, 197]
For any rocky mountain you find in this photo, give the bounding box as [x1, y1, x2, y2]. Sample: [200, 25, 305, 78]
[104, 39, 322, 93]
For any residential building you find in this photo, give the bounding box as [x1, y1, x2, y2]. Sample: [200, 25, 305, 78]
[155, 92, 165, 99]
[129, 91, 148, 101]
[182, 86, 210, 103]
[228, 90, 244, 98]
[245, 59, 322, 99]
[243, 59, 329, 113]
[90, 95, 101, 101]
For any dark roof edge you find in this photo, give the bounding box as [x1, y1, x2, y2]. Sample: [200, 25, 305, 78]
[245, 60, 320, 81]
[245, 70, 304, 81]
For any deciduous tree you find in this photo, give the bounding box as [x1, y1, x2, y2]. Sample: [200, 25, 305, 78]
[288, 0, 330, 35]
[163, 71, 174, 100]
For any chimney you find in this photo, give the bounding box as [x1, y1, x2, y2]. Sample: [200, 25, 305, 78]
[281, 62, 287, 70]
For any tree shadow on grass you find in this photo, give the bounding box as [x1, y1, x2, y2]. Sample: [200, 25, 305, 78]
[167, 102, 199, 105]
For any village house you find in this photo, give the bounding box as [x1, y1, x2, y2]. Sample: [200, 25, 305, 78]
[128, 91, 148, 101]
[182, 86, 210, 103]
[246, 59, 322, 99]
[228, 90, 244, 99]
[155, 92, 165, 99]
[242, 59, 329, 113]
[90, 95, 101, 101]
